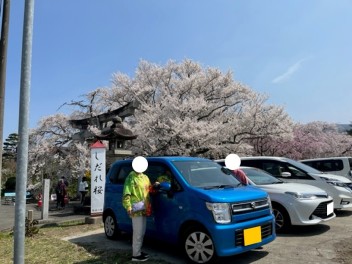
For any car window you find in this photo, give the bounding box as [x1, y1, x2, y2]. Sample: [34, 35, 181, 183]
[116, 164, 133, 184]
[287, 158, 322, 174]
[241, 167, 282, 185]
[145, 162, 182, 192]
[240, 160, 259, 168]
[285, 165, 306, 177]
[107, 163, 134, 184]
[262, 162, 282, 176]
[172, 160, 240, 188]
[247, 159, 313, 180]
[145, 164, 165, 183]
[309, 160, 344, 172]
[277, 162, 314, 180]
[216, 160, 225, 166]
[109, 161, 182, 191]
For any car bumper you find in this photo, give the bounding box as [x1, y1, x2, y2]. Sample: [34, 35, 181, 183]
[334, 195, 352, 209]
[210, 215, 276, 257]
[271, 194, 335, 226]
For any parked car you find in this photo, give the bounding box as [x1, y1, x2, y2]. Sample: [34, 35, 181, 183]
[237, 166, 335, 232]
[237, 156, 352, 210]
[103, 156, 276, 264]
[300, 157, 352, 180]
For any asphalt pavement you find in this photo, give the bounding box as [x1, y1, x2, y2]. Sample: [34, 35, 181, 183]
[0, 198, 89, 231]
[65, 208, 352, 264]
[2, 198, 352, 263]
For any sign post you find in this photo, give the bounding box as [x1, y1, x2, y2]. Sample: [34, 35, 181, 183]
[90, 141, 106, 216]
[41, 179, 50, 220]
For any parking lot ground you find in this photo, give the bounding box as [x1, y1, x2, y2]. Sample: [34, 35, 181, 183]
[64, 208, 352, 264]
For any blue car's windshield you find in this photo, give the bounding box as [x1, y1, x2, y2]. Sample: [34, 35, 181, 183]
[172, 160, 241, 188]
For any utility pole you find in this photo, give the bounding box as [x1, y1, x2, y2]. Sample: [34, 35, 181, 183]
[14, 0, 35, 263]
[0, 0, 11, 206]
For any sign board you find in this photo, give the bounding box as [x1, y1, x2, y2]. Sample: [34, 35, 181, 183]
[90, 141, 106, 216]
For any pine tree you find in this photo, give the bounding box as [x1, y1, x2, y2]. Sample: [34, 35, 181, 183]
[3, 133, 18, 160]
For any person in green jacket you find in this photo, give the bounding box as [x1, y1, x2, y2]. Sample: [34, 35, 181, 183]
[122, 169, 152, 262]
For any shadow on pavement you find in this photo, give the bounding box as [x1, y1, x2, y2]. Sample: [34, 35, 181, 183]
[278, 224, 331, 237]
[334, 209, 352, 217]
[66, 229, 271, 264]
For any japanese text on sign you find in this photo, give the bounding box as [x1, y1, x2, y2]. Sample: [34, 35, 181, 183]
[90, 144, 106, 215]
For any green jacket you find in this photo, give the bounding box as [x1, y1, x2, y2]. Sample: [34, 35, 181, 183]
[122, 171, 152, 216]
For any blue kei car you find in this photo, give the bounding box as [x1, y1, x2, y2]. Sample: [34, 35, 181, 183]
[103, 156, 276, 263]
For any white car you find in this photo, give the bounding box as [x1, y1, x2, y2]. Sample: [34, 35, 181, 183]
[300, 157, 352, 180]
[238, 156, 352, 210]
[240, 166, 335, 232]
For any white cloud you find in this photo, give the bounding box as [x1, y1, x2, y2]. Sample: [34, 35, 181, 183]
[272, 58, 309, 84]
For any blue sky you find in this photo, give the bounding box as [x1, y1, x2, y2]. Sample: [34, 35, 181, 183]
[3, 0, 352, 139]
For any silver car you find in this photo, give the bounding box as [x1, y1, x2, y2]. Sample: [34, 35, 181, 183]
[240, 167, 336, 231]
[239, 156, 352, 210]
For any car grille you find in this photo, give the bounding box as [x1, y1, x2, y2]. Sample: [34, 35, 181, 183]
[234, 222, 273, 247]
[311, 200, 334, 219]
[231, 198, 269, 214]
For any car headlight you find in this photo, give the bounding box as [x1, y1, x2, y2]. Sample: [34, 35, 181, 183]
[320, 177, 348, 188]
[206, 202, 231, 224]
[285, 192, 318, 199]
[327, 181, 348, 188]
[267, 195, 273, 214]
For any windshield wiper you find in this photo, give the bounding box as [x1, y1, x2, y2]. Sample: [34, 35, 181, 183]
[203, 184, 236, 190]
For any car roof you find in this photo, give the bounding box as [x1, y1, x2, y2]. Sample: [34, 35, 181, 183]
[112, 156, 211, 164]
[240, 156, 289, 161]
[216, 156, 291, 160]
[215, 157, 291, 161]
[300, 157, 352, 161]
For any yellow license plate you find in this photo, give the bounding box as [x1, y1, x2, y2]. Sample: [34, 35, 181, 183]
[243, 226, 262, 246]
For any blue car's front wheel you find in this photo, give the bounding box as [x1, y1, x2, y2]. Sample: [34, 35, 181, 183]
[183, 226, 216, 263]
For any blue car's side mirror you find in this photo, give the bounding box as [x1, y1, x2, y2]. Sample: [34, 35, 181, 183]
[160, 182, 171, 191]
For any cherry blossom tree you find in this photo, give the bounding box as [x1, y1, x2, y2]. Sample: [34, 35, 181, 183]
[85, 59, 294, 158]
[28, 114, 90, 185]
[27, 59, 295, 183]
[264, 122, 352, 159]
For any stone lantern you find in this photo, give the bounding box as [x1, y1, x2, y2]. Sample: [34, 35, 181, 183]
[69, 101, 139, 168]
